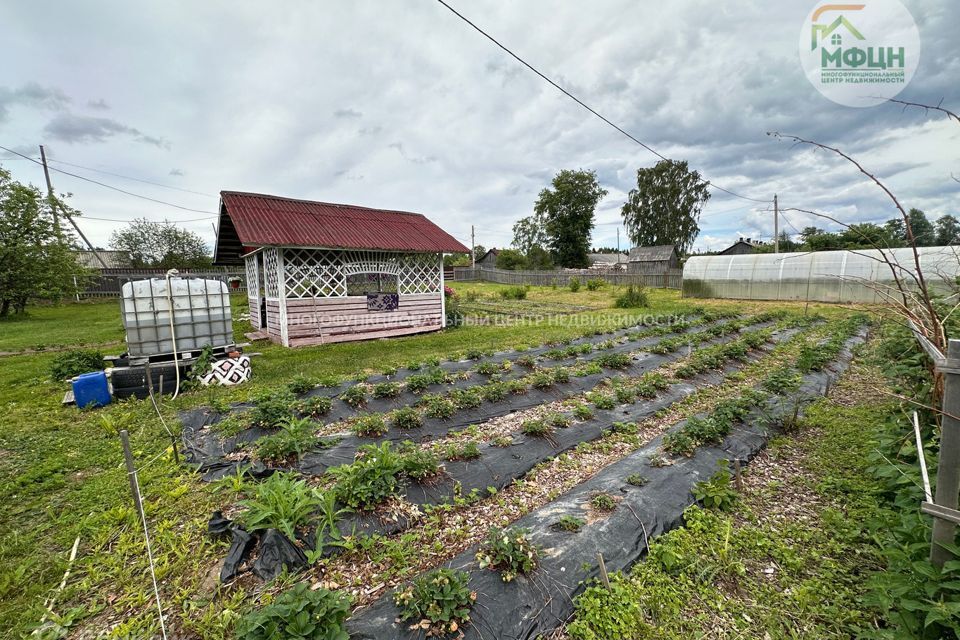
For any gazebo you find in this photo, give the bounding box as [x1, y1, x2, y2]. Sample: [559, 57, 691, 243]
[213, 191, 469, 347]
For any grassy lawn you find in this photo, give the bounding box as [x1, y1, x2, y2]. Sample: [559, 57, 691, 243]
[0, 283, 863, 638]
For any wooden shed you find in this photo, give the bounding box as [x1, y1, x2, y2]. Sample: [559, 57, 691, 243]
[627, 245, 679, 273]
[213, 192, 469, 347]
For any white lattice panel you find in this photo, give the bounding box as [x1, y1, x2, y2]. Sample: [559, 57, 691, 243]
[263, 248, 280, 299]
[282, 249, 441, 298]
[245, 254, 259, 300]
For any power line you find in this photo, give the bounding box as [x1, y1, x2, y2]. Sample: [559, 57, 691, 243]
[80, 214, 216, 223]
[0, 144, 218, 216]
[44, 158, 215, 197]
[435, 0, 770, 205]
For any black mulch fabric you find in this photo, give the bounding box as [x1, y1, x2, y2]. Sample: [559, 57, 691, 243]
[345, 331, 865, 639]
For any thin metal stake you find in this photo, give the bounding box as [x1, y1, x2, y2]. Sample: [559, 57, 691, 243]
[120, 430, 168, 640]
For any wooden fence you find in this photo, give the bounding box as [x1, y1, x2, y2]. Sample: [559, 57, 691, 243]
[452, 266, 682, 289]
[76, 268, 247, 298]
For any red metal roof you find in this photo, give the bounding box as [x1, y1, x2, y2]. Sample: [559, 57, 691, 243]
[217, 191, 469, 258]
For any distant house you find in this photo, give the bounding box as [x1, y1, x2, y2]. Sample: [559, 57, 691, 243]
[587, 253, 627, 270]
[719, 238, 762, 256]
[74, 250, 132, 269]
[477, 248, 500, 267]
[627, 245, 679, 273]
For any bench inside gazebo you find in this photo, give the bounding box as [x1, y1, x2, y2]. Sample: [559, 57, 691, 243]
[213, 191, 469, 347]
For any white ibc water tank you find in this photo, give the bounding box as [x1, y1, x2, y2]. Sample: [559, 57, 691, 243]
[121, 277, 234, 358]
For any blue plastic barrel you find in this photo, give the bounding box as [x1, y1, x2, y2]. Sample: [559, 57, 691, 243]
[73, 371, 111, 409]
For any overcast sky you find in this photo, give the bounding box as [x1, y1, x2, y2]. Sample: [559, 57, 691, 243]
[1, 0, 957, 255]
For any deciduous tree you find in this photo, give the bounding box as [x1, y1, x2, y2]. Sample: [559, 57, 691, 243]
[0, 167, 86, 315]
[621, 160, 710, 254]
[110, 218, 211, 268]
[534, 169, 606, 268]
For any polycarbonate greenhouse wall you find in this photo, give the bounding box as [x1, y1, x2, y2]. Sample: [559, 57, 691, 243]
[682, 246, 960, 303]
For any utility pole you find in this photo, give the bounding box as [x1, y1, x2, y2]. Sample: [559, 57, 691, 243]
[39, 145, 58, 230]
[39, 144, 108, 268]
[773, 194, 779, 254]
[471, 225, 475, 268]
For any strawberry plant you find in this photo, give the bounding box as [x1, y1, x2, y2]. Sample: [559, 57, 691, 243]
[590, 492, 616, 512]
[256, 417, 321, 462]
[249, 390, 296, 428]
[390, 407, 423, 430]
[340, 384, 368, 408]
[372, 381, 402, 399]
[394, 568, 475, 636]
[420, 394, 456, 419]
[400, 445, 441, 481]
[286, 374, 317, 395]
[351, 413, 388, 438]
[552, 515, 586, 532]
[476, 526, 540, 582]
[444, 440, 481, 461]
[236, 583, 351, 640]
[297, 395, 332, 419]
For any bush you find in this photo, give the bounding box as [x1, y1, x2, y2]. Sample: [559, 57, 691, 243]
[568, 277, 581, 292]
[476, 526, 540, 582]
[351, 413, 388, 438]
[287, 374, 316, 395]
[239, 472, 322, 539]
[256, 417, 320, 462]
[50, 349, 104, 380]
[329, 442, 404, 510]
[585, 278, 604, 291]
[499, 285, 528, 300]
[236, 583, 351, 640]
[394, 568, 475, 636]
[390, 407, 423, 430]
[297, 395, 333, 419]
[614, 285, 649, 309]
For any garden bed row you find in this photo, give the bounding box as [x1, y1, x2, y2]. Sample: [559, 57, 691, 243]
[345, 324, 867, 639]
[209, 322, 815, 583]
[183, 314, 781, 481]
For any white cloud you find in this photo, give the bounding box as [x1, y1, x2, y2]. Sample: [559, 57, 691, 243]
[0, 0, 954, 253]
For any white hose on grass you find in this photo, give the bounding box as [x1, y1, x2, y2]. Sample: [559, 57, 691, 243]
[165, 269, 180, 400]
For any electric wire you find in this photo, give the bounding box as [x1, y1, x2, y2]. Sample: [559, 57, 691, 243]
[0, 144, 218, 215]
[435, 0, 771, 205]
[44, 157, 215, 197]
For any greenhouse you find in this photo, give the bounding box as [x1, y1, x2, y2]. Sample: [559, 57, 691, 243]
[682, 246, 960, 303]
